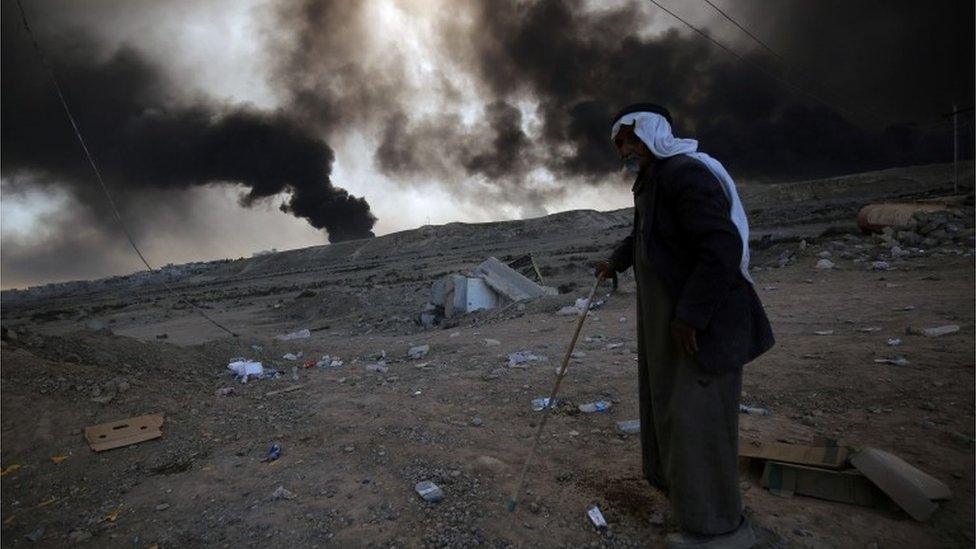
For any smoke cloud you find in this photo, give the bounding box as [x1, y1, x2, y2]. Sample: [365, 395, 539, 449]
[1, 2, 375, 244]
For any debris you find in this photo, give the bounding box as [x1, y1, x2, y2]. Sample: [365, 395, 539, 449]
[282, 352, 301, 361]
[850, 447, 951, 521]
[155, 333, 168, 340]
[265, 443, 282, 462]
[227, 359, 263, 382]
[814, 330, 834, 336]
[470, 416, 483, 427]
[815, 259, 835, 270]
[508, 351, 547, 368]
[886, 338, 902, 347]
[605, 342, 623, 350]
[857, 326, 882, 333]
[315, 355, 343, 368]
[874, 356, 911, 366]
[507, 254, 545, 284]
[265, 385, 302, 397]
[276, 328, 310, 341]
[532, 397, 557, 411]
[154, 503, 170, 511]
[556, 306, 581, 316]
[921, 324, 960, 338]
[366, 362, 389, 374]
[1, 464, 22, 476]
[483, 338, 500, 346]
[407, 345, 430, 360]
[272, 486, 295, 500]
[578, 401, 611, 413]
[870, 261, 891, 271]
[415, 480, 444, 503]
[473, 257, 557, 302]
[25, 527, 45, 542]
[616, 420, 641, 435]
[50, 455, 69, 464]
[85, 414, 164, 452]
[587, 506, 608, 530]
[739, 404, 772, 416]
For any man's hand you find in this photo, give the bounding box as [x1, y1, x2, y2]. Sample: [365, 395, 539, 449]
[670, 318, 698, 355]
[592, 260, 614, 279]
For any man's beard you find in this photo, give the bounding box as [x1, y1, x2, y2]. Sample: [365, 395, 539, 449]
[622, 154, 643, 174]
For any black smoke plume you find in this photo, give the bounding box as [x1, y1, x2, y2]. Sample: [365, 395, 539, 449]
[1, 6, 375, 243]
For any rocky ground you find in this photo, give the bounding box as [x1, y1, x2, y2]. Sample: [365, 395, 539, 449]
[1, 162, 974, 547]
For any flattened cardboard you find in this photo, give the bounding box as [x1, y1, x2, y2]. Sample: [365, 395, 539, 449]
[851, 447, 949, 521]
[761, 460, 881, 507]
[739, 440, 851, 470]
[85, 414, 164, 452]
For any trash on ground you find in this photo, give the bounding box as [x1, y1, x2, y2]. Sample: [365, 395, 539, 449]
[227, 359, 264, 382]
[427, 256, 558, 323]
[276, 328, 311, 341]
[483, 338, 501, 346]
[739, 404, 772, 416]
[921, 324, 960, 338]
[265, 384, 303, 397]
[25, 527, 45, 542]
[616, 420, 641, 435]
[85, 414, 164, 452]
[366, 362, 389, 374]
[740, 440, 951, 521]
[282, 352, 301, 361]
[578, 401, 611, 413]
[272, 486, 295, 500]
[508, 351, 547, 368]
[814, 330, 834, 336]
[264, 443, 282, 462]
[0, 464, 21, 476]
[857, 327, 882, 333]
[587, 506, 608, 530]
[315, 355, 343, 368]
[874, 356, 911, 366]
[415, 480, 444, 503]
[407, 345, 430, 359]
[815, 259, 835, 270]
[886, 338, 902, 347]
[556, 305, 581, 316]
[50, 455, 69, 464]
[532, 397, 557, 411]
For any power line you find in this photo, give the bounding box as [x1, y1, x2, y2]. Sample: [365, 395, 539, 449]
[14, 0, 239, 338]
[646, 0, 863, 123]
[702, 0, 784, 64]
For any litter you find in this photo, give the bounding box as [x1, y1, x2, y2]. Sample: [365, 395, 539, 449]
[483, 338, 501, 346]
[264, 443, 282, 462]
[366, 362, 389, 374]
[587, 506, 608, 530]
[874, 356, 911, 366]
[282, 353, 300, 361]
[578, 401, 611, 413]
[616, 420, 641, 435]
[556, 305, 581, 316]
[921, 324, 960, 338]
[1, 464, 22, 476]
[508, 351, 547, 368]
[227, 359, 264, 382]
[272, 486, 295, 500]
[814, 330, 834, 336]
[739, 404, 772, 416]
[407, 345, 430, 359]
[815, 259, 835, 270]
[50, 455, 69, 464]
[532, 397, 557, 411]
[276, 328, 310, 341]
[315, 355, 343, 368]
[857, 327, 882, 333]
[886, 338, 902, 346]
[415, 480, 444, 503]
[85, 414, 164, 452]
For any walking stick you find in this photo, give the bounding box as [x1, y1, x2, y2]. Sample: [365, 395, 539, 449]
[507, 272, 606, 512]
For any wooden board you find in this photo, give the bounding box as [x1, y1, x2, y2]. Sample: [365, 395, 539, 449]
[85, 414, 164, 452]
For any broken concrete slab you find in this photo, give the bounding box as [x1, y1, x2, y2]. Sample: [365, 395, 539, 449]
[473, 257, 556, 301]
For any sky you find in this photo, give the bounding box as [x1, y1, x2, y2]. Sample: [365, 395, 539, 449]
[2, 0, 973, 289]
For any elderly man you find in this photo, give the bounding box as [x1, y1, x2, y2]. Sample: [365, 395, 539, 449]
[594, 103, 774, 548]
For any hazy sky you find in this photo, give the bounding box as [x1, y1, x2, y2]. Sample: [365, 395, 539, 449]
[2, 0, 972, 289]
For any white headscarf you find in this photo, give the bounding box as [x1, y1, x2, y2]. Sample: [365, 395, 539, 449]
[611, 111, 753, 283]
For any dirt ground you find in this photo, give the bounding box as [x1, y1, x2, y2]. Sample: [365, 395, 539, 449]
[1, 165, 974, 547]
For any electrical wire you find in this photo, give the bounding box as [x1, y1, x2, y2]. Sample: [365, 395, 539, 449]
[14, 0, 239, 338]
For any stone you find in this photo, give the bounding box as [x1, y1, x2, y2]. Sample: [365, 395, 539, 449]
[923, 324, 960, 337]
[615, 419, 641, 435]
[469, 416, 483, 427]
[469, 455, 507, 476]
[154, 503, 170, 511]
[815, 259, 835, 270]
[870, 261, 891, 271]
[817, 250, 832, 258]
[483, 338, 500, 346]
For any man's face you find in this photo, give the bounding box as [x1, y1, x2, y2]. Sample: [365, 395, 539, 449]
[613, 123, 653, 173]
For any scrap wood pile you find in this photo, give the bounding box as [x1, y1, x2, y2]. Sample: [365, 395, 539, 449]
[739, 440, 952, 521]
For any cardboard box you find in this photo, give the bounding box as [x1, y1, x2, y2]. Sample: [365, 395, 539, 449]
[761, 460, 883, 507]
[740, 440, 851, 470]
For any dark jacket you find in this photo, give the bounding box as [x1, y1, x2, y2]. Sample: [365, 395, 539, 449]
[610, 154, 774, 374]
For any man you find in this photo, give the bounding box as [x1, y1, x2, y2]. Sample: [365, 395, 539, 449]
[594, 103, 774, 548]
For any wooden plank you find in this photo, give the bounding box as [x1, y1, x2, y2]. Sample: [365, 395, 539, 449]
[85, 414, 164, 452]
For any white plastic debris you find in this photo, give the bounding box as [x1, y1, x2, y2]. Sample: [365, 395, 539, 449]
[508, 351, 547, 368]
[616, 420, 641, 435]
[922, 324, 960, 338]
[407, 345, 430, 360]
[587, 506, 608, 530]
[556, 305, 581, 316]
[227, 359, 263, 383]
[886, 337, 902, 347]
[815, 259, 835, 270]
[272, 486, 295, 500]
[579, 401, 612, 413]
[874, 356, 911, 366]
[814, 330, 834, 336]
[739, 404, 772, 416]
[282, 353, 300, 361]
[415, 480, 444, 503]
[276, 328, 310, 341]
[532, 397, 557, 411]
[483, 338, 501, 346]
